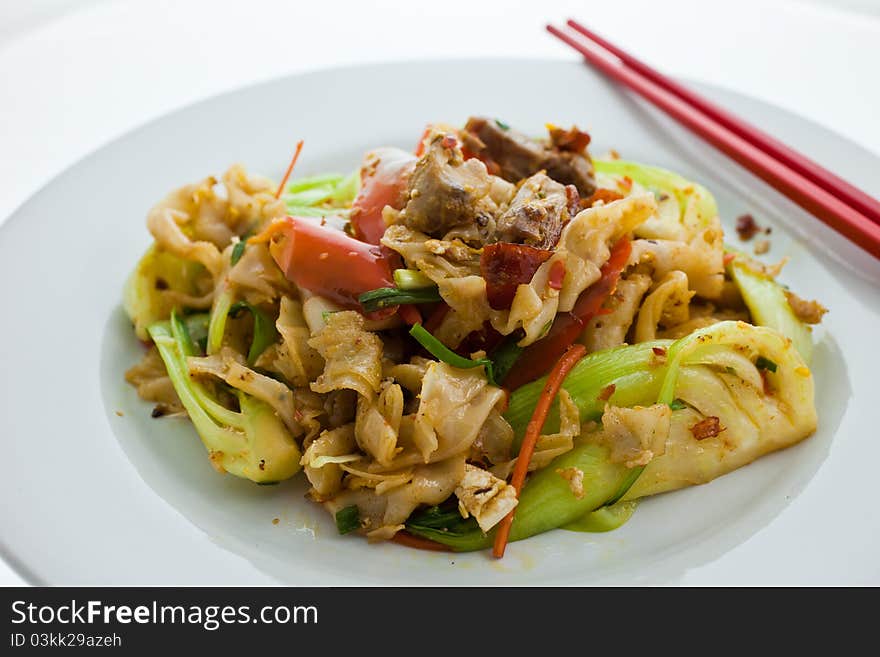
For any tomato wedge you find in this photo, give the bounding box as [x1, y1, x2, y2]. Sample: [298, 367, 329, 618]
[503, 237, 632, 390]
[266, 216, 393, 309]
[350, 147, 417, 245]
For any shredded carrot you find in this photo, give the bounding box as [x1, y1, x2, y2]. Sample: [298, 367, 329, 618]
[398, 304, 422, 326]
[391, 531, 452, 552]
[274, 140, 304, 199]
[247, 217, 291, 245]
[492, 343, 588, 559]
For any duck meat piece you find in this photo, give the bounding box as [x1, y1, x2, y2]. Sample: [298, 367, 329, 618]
[495, 173, 574, 249]
[400, 134, 497, 238]
[463, 116, 597, 195]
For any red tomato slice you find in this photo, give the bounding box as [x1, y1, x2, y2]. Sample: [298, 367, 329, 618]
[350, 147, 417, 246]
[268, 216, 394, 309]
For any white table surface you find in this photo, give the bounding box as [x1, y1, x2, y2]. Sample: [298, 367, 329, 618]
[1, 0, 878, 586]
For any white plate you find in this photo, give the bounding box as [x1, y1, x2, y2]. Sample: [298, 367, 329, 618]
[2, 59, 879, 586]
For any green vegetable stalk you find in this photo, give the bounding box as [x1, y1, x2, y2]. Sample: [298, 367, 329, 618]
[726, 253, 813, 363]
[406, 444, 631, 551]
[283, 170, 360, 217]
[562, 500, 638, 533]
[148, 311, 301, 484]
[504, 340, 670, 445]
[594, 159, 717, 222]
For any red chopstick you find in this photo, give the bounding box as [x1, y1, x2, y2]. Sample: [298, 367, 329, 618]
[547, 23, 880, 260]
[565, 20, 880, 227]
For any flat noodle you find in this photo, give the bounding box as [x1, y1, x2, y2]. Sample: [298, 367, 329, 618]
[633, 270, 694, 342]
[580, 273, 652, 352]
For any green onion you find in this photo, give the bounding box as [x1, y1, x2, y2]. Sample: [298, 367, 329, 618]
[669, 398, 688, 411]
[206, 288, 234, 355]
[409, 324, 497, 386]
[335, 505, 361, 534]
[359, 287, 442, 312]
[490, 333, 525, 385]
[755, 355, 778, 373]
[229, 301, 279, 365]
[393, 269, 435, 290]
[495, 118, 510, 130]
[230, 240, 246, 266]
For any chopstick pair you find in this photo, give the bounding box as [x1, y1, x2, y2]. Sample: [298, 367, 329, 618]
[547, 20, 880, 260]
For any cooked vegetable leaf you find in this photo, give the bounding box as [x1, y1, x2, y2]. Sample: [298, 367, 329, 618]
[490, 333, 525, 385]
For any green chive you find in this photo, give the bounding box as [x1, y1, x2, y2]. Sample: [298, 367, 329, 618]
[335, 505, 361, 534]
[409, 324, 497, 386]
[755, 355, 778, 373]
[358, 287, 442, 312]
[228, 301, 278, 365]
[490, 333, 525, 385]
[230, 240, 246, 266]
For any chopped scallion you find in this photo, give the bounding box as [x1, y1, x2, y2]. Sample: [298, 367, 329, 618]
[335, 505, 361, 534]
[409, 324, 497, 386]
[359, 287, 442, 313]
[393, 268, 435, 290]
[230, 240, 246, 266]
[755, 355, 778, 373]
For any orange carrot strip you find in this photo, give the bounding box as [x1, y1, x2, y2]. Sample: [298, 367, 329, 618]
[274, 140, 304, 199]
[391, 531, 452, 552]
[492, 343, 588, 559]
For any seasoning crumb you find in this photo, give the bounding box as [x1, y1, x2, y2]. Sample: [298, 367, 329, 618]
[272, 518, 280, 525]
[115, 410, 124, 417]
[754, 239, 771, 255]
[736, 213, 761, 241]
[609, 148, 621, 160]
[598, 383, 616, 401]
[556, 467, 585, 499]
[690, 416, 724, 440]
